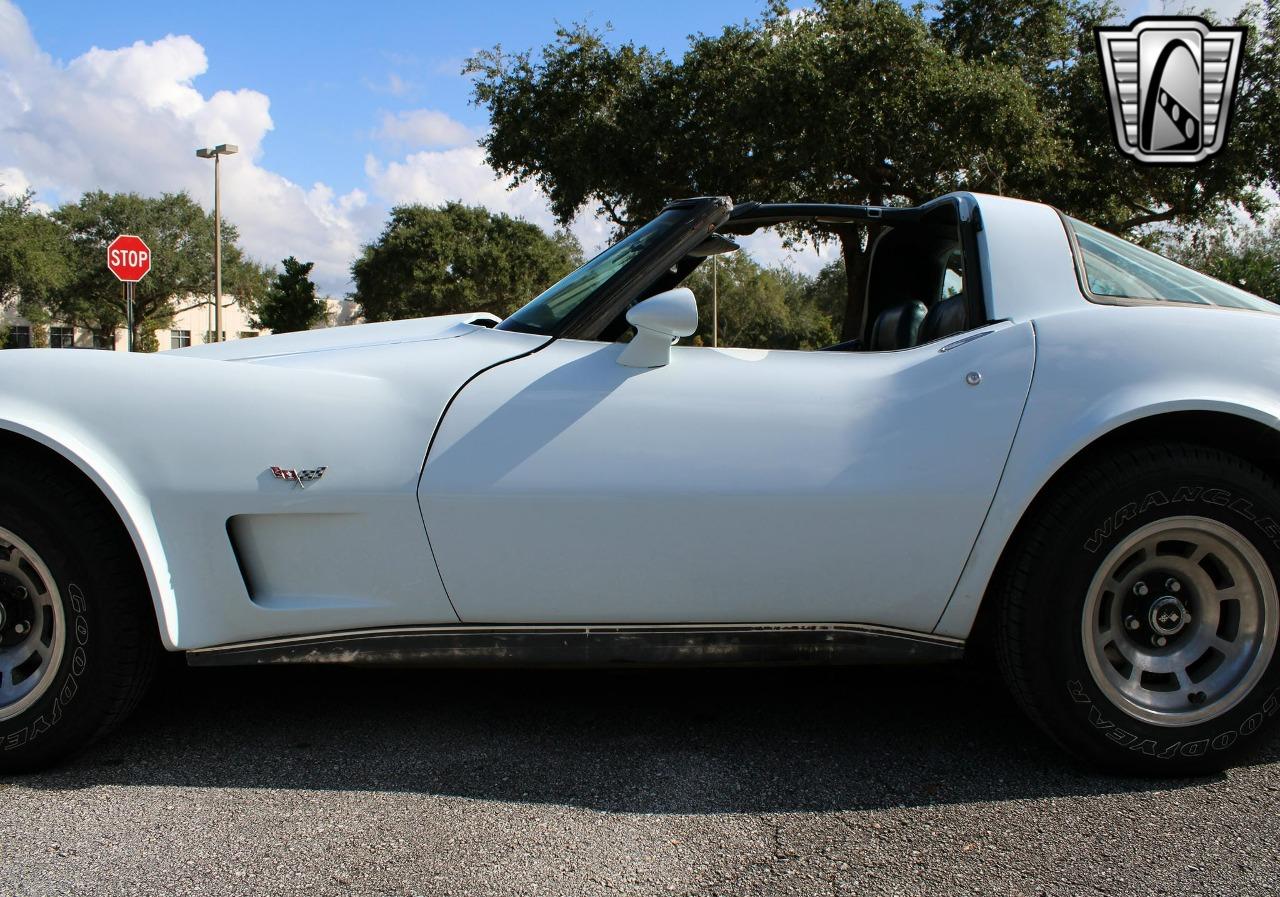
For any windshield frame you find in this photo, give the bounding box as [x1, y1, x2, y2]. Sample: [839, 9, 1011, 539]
[497, 196, 733, 339]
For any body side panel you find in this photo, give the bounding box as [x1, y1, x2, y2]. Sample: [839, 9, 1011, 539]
[973, 194, 1085, 324]
[935, 303, 1280, 637]
[420, 323, 1035, 629]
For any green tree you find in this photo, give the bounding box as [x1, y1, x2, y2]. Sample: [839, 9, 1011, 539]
[52, 191, 262, 351]
[352, 202, 582, 322]
[800, 259, 851, 335]
[932, 0, 1280, 230]
[1168, 218, 1280, 302]
[467, 0, 1057, 339]
[0, 192, 72, 340]
[252, 257, 328, 333]
[469, 0, 1280, 340]
[683, 252, 835, 350]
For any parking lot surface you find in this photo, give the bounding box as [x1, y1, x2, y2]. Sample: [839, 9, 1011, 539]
[1, 661, 1278, 896]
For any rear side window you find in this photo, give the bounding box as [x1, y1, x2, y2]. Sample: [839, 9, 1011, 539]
[1068, 218, 1278, 314]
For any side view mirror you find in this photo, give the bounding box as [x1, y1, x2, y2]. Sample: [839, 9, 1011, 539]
[617, 288, 699, 368]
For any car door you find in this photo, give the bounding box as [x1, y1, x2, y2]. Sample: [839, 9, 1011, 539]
[418, 321, 1034, 631]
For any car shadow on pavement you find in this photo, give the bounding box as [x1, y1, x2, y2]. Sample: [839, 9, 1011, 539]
[11, 662, 1275, 812]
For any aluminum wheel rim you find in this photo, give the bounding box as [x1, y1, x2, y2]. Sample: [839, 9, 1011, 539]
[0, 528, 65, 723]
[1083, 515, 1279, 727]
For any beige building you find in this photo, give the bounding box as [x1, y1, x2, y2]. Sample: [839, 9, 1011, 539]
[2, 296, 358, 350]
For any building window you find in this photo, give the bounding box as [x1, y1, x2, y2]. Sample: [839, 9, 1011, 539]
[93, 331, 116, 350]
[239, 331, 259, 339]
[49, 326, 75, 349]
[4, 326, 31, 349]
[203, 331, 227, 344]
[171, 330, 192, 350]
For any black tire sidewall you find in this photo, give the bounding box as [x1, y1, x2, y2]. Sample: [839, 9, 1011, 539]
[1025, 449, 1280, 772]
[0, 485, 111, 766]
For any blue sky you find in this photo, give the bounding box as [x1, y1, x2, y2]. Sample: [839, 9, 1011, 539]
[0, 0, 1241, 292]
[20, 2, 751, 200]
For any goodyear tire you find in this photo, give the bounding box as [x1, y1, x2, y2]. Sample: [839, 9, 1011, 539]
[0, 451, 157, 772]
[998, 443, 1280, 774]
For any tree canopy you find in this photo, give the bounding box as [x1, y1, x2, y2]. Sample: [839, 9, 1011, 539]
[351, 202, 582, 322]
[0, 192, 72, 344]
[252, 256, 328, 333]
[684, 252, 836, 350]
[1169, 219, 1280, 302]
[468, 0, 1280, 338]
[51, 191, 266, 350]
[933, 0, 1280, 229]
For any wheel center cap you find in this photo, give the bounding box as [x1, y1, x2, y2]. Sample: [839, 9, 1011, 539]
[1149, 595, 1189, 636]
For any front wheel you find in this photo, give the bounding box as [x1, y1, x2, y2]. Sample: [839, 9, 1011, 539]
[0, 454, 157, 772]
[998, 443, 1280, 774]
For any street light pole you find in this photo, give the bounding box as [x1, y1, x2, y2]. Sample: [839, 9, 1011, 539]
[195, 144, 238, 342]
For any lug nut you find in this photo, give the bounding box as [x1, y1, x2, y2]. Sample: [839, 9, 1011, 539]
[1166, 578, 1181, 593]
[1133, 582, 1150, 597]
[1152, 635, 1168, 647]
[1126, 616, 1141, 631]
[12, 621, 29, 636]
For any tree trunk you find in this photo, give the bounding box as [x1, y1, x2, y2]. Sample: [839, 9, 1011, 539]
[837, 224, 880, 343]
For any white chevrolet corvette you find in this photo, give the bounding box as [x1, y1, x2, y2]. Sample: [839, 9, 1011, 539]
[1, 193, 1279, 774]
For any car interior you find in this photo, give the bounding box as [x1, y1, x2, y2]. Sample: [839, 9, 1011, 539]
[845, 202, 971, 352]
[596, 200, 975, 352]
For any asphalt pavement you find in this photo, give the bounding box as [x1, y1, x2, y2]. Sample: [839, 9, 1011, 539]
[1, 661, 1278, 896]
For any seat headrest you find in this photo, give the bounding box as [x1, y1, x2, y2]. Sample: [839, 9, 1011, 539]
[918, 294, 969, 345]
[869, 300, 928, 351]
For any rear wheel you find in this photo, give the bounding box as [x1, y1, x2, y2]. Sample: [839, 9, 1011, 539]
[998, 443, 1280, 774]
[0, 451, 157, 772]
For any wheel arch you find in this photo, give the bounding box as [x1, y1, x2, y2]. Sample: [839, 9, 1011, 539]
[0, 421, 178, 649]
[944, 405, 1280, 650]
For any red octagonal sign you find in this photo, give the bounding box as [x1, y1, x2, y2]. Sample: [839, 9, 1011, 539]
[106, 234, 151, 283]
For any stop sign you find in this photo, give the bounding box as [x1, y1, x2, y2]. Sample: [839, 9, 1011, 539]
[106, 235, 151, 282]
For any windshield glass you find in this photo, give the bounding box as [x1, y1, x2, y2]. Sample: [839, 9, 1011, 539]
[1069, 218, 1277, 314]
[499, 209, 692, 335]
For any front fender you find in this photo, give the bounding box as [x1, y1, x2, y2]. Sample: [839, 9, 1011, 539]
[0, 323, 545, 650]
[0, 409, 180, 648]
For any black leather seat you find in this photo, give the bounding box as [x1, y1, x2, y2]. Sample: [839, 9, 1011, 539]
[869, 300, 928, 350]
[918, 294, 968, 344]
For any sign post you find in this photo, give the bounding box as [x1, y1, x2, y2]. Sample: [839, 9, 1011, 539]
[106, 235, 151, 351]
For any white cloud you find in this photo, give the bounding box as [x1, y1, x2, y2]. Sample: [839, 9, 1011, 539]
[374, 109, 475, 149]
[737, 229, 839, 277]
[0, 1, 609, 295]
[367, 146, 548, 219]
[0, 1, 823, 298]
[364, 72, 414, 97]
[0, 165, 31, 199]
[0, 3, 375, 293]
[364, 144, 612, 255]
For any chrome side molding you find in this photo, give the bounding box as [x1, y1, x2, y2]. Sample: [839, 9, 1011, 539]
[186, 622, 964, 668]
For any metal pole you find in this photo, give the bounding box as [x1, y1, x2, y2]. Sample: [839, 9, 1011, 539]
[213, 151, 223, 342]
[126, 281, 134, 352]
[712, 254, 718, 348]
